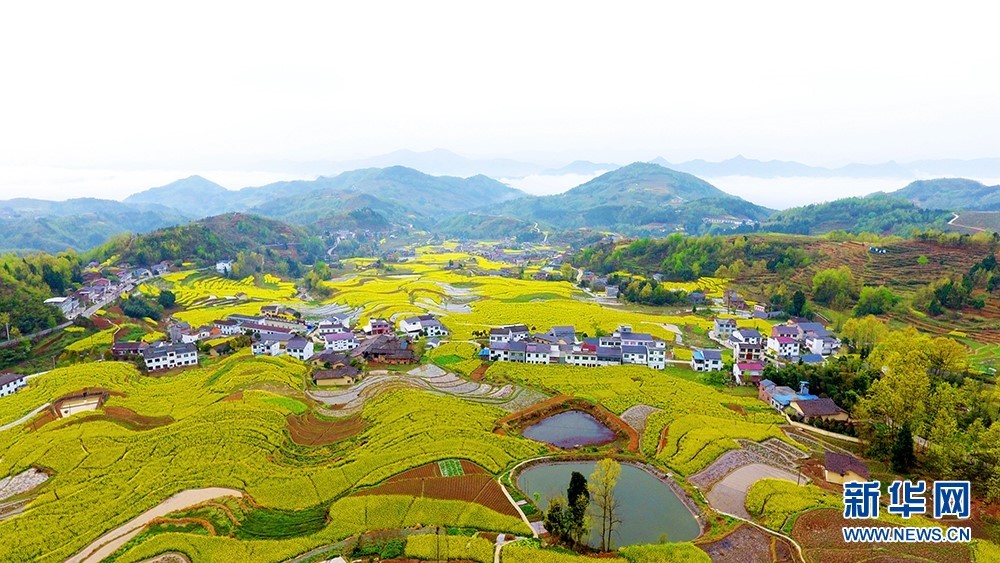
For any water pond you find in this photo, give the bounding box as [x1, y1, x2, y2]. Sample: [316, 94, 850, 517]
[517, 461, 700, 547]
[522, 410, 616, 448]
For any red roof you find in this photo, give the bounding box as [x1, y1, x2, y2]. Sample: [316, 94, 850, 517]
[736, 362, 764, 371]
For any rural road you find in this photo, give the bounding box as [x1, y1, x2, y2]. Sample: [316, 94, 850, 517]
[67, 487, 243, 563]
[0, 403, 51, 433]
[705, 463, 801, 519]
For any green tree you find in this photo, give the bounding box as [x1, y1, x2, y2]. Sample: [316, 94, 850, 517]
[812, 266, 857, 309]
[157, 289, 176, 309]
[566, 471, 591, 546]
[589, 458, 621, 552]
[789, 290, 807, 317]
[542, 496, 570, 542]
[892, 422, 916, 472]
[853, 286, 899, 316]
[841, 315, 888, 356]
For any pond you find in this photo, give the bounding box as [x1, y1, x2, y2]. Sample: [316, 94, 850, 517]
[517, 461, 700, 547]
[522, 410, 617, 448]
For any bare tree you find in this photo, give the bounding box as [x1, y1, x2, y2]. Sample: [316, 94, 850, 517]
[588, 458, 622, 552]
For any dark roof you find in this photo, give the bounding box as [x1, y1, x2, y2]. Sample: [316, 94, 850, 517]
[287, 337, 310, 349]
[112, 341, 148, 351]
[0, 373, 26, 386]
[313, 365, 361, 381]
[825, 452, 869, 479]
[698, 349, 723, 361]
[142, 342, 197, 359]
[621, 345, 647, 355]
[596, 346, 622, 358]
[715, 318, 737, 326]
[793, 398, 846, 417]
[623, 332, 653, 341]
[489, 328, 509, 335]
[506, 324, 529, 332]
[309, 351, 350, 363]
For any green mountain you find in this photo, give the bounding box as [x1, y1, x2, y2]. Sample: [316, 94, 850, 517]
[250, 166, 525, 225]
[91, 213, 324, 268]
[0, 198, 189, 253]
[496, 162, 773, 233]
[891, 178, 1000, 210]
[123, 176, 237, 216]
[763, 194, 953, 235]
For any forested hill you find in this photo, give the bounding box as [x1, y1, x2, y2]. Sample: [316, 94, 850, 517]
[762, 194, 954, 235]
[890, 178, 1000, 211]
[0, 252, 79, 337]
[90, 213, 326, 274]
[489, 162, 773, 234]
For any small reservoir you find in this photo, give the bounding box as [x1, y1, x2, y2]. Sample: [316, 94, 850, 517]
[522, 410, 617, 448]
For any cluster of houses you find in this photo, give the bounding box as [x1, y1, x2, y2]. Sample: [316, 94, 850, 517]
[709, 317, 841, 375]
[43, 261, 171, 318]
[486, 324, 669, 370]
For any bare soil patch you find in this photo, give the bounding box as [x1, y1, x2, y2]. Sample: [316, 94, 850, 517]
[286, 412, 366, 446]
[697, 524, 795, 563]
[792, 508, 972, 563]
[357, 473, 517, 517]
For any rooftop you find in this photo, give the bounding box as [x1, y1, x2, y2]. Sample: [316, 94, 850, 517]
[825, 452, 869, 479]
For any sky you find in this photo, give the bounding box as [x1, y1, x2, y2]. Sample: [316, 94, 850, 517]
[1, 1, 998, 203]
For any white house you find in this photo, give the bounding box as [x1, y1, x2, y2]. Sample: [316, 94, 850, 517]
[733, 362, 765, 385]
[286, 337, 315, 361]
[399, 315, 449, 337]
[142, 342, 198, 371]
[767, 336, 800, 358]
[713, 318, 737, 340]
[647, 347, 667, 370]
[807, 336, 840, 356]
[730, 328, 763, 346]
[317, 317, 351, 336]
[215, 319, 243, 336]
[489, 325, 530, 343]
[691, 349, 724, 372]
[324, 332, 359, 352]
[252, 339, 282, 356]
[215, 261, 233, 275]
[621, 345, 648, 365]
[44, 296, 78, 316]
[0, 373, 27, 397]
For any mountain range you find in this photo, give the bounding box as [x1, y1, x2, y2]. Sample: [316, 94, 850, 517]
[5, 163, 1000, 254]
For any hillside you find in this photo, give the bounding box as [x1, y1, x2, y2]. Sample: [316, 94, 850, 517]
[123, 176, 237, 217]
[891, 178, 1000, 210]
[0, 198, 189, 253]
[250, 166, 525, 225]
[763, 194, 953, 235]
[499, 162, 773, 233]
[91, 213, 324, 268]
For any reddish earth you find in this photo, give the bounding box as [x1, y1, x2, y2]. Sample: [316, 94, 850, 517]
[469, 364, 489, 382]
[792, 508, 972, 563]
[286, 412, 366, 446]
[359, 461, 517, 517]
[697, 524, 795, 563]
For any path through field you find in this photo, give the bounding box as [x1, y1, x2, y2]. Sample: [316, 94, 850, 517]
[705, 463, 800, 519]
[67, 488, 243, 563]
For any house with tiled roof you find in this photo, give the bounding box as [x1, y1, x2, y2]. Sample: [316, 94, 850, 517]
[790, 397, 849, 422]
[691, 349, 723, 372]
[824, 452, 869, 485]
[733, 362, 764, 385]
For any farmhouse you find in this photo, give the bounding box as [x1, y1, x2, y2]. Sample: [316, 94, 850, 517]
[490, 325, 530, 343]
[547, 325, 576, 342]
[824, 452, 869, 485]
[316, 315, 351, 335]
[312, 364, 361, 386]
[733, 362, 764, 385]
[142, 342, 199, 371]
[111, 341, 149, 360]
[733, 341, 764, 363]
[767, 336, 800, 358]
[729, 328, 763, 346]
[214, 319, 243, 335]
[286, 337, 315, 361]
[789, 397, 849, 422]
[252, 339, 282, 356]
[713, 318, 737, 340]
[44, 296, 78, 316]
[324, 332, 359, 352]
[351, 334, 416, 364]
[363, 318, 392, 335]
[758, 380, 818, 410]
[0, 373, 27, 397]
[691, 349, 723, 372]
[806, 335, 841, 356]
